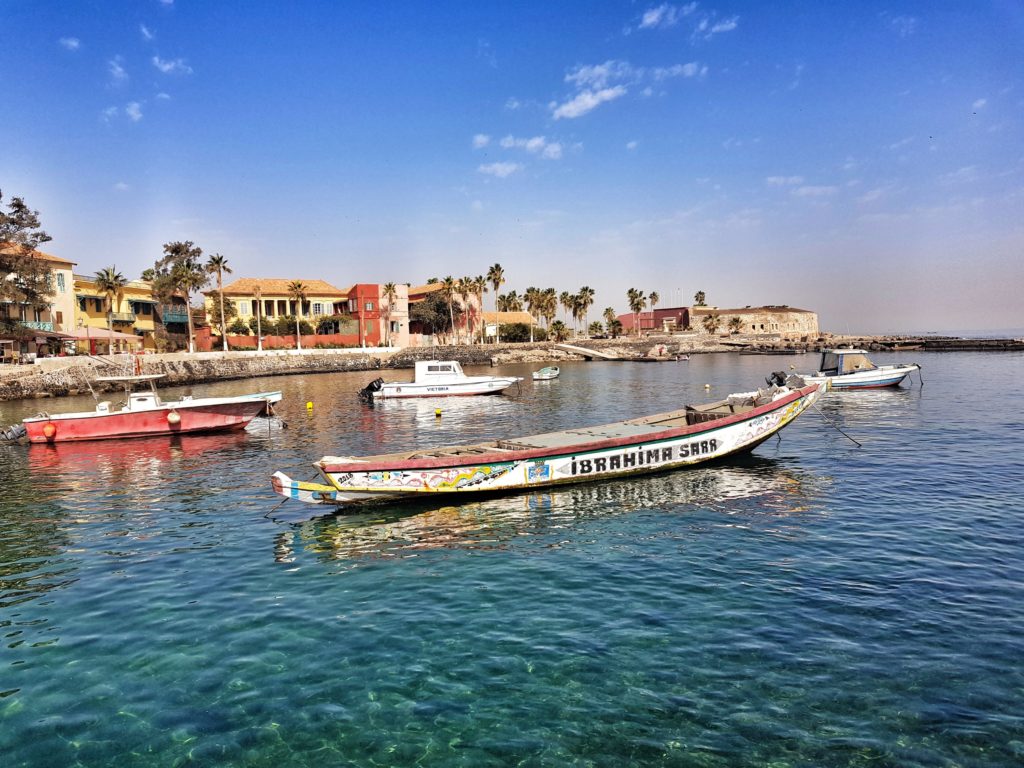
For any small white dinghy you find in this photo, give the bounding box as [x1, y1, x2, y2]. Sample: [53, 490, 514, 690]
[359, 361, 522, 399]
[532, 366, 560, 381]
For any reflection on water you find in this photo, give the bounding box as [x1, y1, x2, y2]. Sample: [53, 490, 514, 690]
[276, 456, 832, 563]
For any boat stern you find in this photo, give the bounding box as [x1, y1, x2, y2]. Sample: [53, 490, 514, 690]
[271, 471, 340, 505]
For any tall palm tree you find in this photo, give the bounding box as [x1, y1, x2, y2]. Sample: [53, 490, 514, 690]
[94, 266, 127, 354]
[486, 264, 505, 344]
[578, 286, 595, 336]
[603, 306, 616, 327]
[497, 290, 522, 313]
[206, 253, 232, 352]
[174, 259, 208, 353]
[382, 282, 398, 347]
[524, 286, 542, 342]
[627, 288, 647, 336]
[440, 276, 458, 345]
[648, 290, 659, 334]
[459, 276, 474, 344]
[559, 291, 572, 326]
[541, 288, 557, 333]
[472, 275, 488, 344]
[288, 280, 307, 350]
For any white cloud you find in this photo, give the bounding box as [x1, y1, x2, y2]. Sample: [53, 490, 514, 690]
[652, 62, 705, 80]
[126, 102, 143, 122]
[59, 37, 80, 51]
[472, 134, 491, 149]
[108, 56, 128, 84]
[156, 92, 171, 100]
[972, 98, 987, 110]
[766, 176, 804, 186]
[551, 85, 627, 119]
[709, 16, 739, 35]
[152, 56, 192, 74]
[114, 182, 130, 191]
[542, 142, 563, 159]
[101, 106, 119, 122]
[471, 200, 483, 211]
[504, 97, 521, 111]
[792, 185, 838, 197]
[565, 60, 634, 89]
[478, 162, 522, 178]
[497, 135, 563, 160]
[888, 136, 914, 151]
[858, 188, 886, 203]
[638, 3, 697, 30]
[626, 141, 638, 150]
[140, 24, 154, 41]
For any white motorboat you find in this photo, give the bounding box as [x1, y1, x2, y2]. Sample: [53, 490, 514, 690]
[532, 366, 560, 381]
[359, 361, 522, 399]
[797, 349, 920, 390]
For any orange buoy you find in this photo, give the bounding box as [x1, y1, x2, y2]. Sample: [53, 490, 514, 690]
[42, 422, 57, 439]
[167, 410, 181, 425]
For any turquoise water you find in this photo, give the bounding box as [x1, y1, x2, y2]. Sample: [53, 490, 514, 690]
[1, 352, 1022, 766]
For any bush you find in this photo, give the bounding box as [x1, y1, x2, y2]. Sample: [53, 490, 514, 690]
[228, 318, 250, 335]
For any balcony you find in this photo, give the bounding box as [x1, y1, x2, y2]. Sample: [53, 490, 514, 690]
[158, 305, 189, 324]
[20, 321, 54, 331]
[110, 312, 136, 324]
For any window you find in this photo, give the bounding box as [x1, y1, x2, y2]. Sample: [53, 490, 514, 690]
[56, 273, 66, 293]
[365, 301, 374, 311]
[79, 297, 87, 311]
[312, 302, 325, 316]
[238, 301, 250, 316]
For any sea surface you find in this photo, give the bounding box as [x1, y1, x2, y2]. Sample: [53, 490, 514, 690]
[1, 351, 1022, 767]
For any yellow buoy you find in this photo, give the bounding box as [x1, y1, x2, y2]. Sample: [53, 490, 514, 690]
[435, 408, 442, 418]
[306, 401, 313, 410]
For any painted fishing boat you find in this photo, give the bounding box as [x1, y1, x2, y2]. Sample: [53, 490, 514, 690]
[272, 376, 828, 506]
[798, 348, 920, 390]
[16, 375, 282, 444]
[359, 361, 522, 399]
[532, 366, 560, 381]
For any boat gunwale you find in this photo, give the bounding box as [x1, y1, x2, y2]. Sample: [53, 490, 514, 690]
[319, 383, 818, 473]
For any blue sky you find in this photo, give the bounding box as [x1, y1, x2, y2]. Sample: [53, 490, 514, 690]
[2, 1, 1022, 334]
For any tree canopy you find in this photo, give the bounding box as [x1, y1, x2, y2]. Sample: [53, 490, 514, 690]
[0, 191, 54, 310]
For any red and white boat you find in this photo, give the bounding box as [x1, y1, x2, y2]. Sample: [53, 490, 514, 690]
[18, 374, 282, 444]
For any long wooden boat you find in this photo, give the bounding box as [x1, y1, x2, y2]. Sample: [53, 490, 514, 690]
[17, 375, 282, 443]
[272, 377, 828, 507]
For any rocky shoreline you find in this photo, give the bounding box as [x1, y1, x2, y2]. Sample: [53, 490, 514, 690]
[1, 334, 1020, 403]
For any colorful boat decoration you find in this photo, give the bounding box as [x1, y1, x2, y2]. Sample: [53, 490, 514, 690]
[15, 374, 282, 444]
[359, 361, 522, 400]
[797, 349, 920, 390]
[272, 376, 828, 507]
[532, 366, 560, 381]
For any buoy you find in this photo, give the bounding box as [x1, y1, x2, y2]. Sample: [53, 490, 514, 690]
[435, 408, 442, 418]
[704, 383, 711, 389]
[42, 422, 57, 439]
[166, 410, 181, 425]
[306, 401, 313, 411]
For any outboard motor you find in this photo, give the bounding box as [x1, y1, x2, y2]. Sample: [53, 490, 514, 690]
[1, 423, 27, 443]
[358, 377, 384, 401]
[766, 371, 788, 388]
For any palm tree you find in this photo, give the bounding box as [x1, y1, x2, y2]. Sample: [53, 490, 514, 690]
[486, 263, 505, 344]
[459, 276, 474, 344]
[524, 286, 542, 342]
[727, 316, 743, 335]
[94, 266, 127, 354]
[578, 286, 595, 336]
[541, 288, 557, 333]
[206, 253, 232, 352]
[559, 291, 572, 326]
[570, 293, 584, 337]
[497, 290, 522, 312]
[649, 290, 659, 333]
[694, 290, 706, 307]
[603, 306, 616, 327]
[588, 321, 603, 337]
[472, 275, 487, 344]
[175, 259, 209, 353]
[627, 288, 647, 336]
[382, 282, 398, 346]
[607, 317, 623, 338]
[702, 313, 722, 334]
[440, 276, 458, 345]
[288, 280, 307, 350]
[549, 320, 569, 342]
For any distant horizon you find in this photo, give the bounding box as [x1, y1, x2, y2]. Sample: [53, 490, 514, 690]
[3, 2, 1021, 335]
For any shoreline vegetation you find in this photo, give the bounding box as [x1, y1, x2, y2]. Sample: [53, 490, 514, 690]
[1, 334, 1021, 403]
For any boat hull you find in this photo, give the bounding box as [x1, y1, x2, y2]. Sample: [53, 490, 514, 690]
[375, 378, 520, 398]
[801, 364, 919, 389]
[273, 382, 827, 506]
[23, 395, 278, 443]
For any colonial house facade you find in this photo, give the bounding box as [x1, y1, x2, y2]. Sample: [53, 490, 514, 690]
[73, 274, 166, 352]
[407, 282, 484, 345]
[1, 248, 77, 362]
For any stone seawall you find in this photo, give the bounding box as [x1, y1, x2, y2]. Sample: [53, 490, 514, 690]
[2, 334, 1020, 403]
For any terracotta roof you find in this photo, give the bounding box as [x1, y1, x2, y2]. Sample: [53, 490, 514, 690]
[408, 283, 445, 298]
[481, 311, 536, 325]
[214, 277, 349, 297]
[0, 244, 75, 266]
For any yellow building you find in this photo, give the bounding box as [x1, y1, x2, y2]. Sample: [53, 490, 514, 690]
[205, 278, 350, 329]
[1, 247, 77, 362]
[73, 274, 159, 352]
